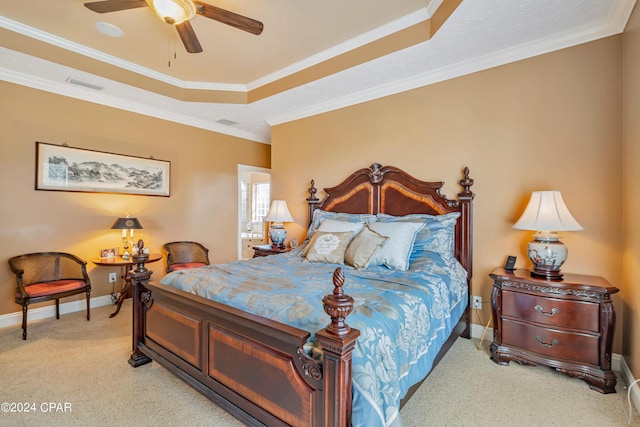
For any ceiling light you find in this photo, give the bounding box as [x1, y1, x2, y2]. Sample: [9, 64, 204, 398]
[146, 0, 196, 25]
[95, 22, 124, 37]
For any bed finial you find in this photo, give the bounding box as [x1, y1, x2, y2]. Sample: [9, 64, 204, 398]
[130, 239, 150, 274]
[322, 268, 355, 336]
[307, 179, 322, 228]
[307, 179, 318, 202]
[332, 267, 345, 291]
[459, 166, 474, 199]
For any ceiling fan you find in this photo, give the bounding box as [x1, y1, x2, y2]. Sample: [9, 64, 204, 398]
[84, 0, 263, 54]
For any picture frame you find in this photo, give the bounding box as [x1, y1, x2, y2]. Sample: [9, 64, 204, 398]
[100, 248, 120, 259]
[36, 142, 170, 196]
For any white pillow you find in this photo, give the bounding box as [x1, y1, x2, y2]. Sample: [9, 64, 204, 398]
[317, 219, 365, 234]
[367, 222, 425, 270]
[306, 210, 377, 237]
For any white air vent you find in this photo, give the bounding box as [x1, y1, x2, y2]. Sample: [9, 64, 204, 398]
[66, 78, 104, 91]
[216, 119, 238, 126]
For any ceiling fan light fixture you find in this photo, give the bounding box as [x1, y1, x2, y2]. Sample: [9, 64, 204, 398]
[146, 0, 196, 25]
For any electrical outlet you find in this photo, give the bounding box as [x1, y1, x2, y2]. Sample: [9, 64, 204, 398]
[472, 296, 482, 309]
[108, 272, 117, 283]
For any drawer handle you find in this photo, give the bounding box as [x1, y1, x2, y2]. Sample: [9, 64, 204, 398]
[536, 336, 559, 348]
[534, 305, 559, 317]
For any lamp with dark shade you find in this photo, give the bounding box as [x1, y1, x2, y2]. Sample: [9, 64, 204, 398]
[111, 214, 143, 260]
[513, 191, 583, 280]
[263, 200, 294, 249]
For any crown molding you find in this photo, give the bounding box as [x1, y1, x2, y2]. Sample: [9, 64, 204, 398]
[0, 66, 268, 144]
[0, 15, 246, 92]
[266, 0, 636, 126]
[0, 7, 432, 94]
[245, 8, 431, 90]
[1, 0, 635, 142]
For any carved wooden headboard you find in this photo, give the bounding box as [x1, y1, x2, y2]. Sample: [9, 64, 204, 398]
[306, 163, 475, 278]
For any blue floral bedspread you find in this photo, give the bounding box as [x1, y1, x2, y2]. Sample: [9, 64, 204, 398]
[159, 250, 468, 427]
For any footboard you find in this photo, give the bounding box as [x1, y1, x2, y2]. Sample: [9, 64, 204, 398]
[128, 247, 360, 427]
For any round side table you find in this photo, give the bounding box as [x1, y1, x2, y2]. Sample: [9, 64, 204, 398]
[92, 254, 162, 318]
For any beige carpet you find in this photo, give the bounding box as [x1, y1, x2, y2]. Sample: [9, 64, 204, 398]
[0, 302, 637, 427]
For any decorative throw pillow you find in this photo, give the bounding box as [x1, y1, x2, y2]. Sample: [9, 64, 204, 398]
[377, 212, 460, 263]
[367, 221, 425, 270]
[318, 219, 365, 234]
[304, 231, 354, 264]
[344, 225, 389, 270]
[307, 210, 377, 238]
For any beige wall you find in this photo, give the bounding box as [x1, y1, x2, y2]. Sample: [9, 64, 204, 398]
[0, 81, 270, 316]
[272, 36, 624, 352]
[2, 8, 637, 374]
[623, 4, 640, 373]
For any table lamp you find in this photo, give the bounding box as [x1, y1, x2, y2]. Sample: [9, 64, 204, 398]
[513, 191, 583, 280]
[263, 200, 294, 248]
[111, 214, 143, 260]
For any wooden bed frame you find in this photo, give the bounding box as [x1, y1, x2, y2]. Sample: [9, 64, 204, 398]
[128, 163, 474, 427]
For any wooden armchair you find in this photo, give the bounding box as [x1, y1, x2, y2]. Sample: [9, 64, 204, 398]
[163, 241, 210, 273]
[8, 252, 91, 340]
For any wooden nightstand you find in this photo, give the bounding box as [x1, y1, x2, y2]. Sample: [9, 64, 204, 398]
[489, 267, 619, 393]
[252, 244, 293, 258]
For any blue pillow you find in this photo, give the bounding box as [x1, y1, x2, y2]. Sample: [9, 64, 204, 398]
[367, 221, 425, 271]
[376, 212, 460, 263]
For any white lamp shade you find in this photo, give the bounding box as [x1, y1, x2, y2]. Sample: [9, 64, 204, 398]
[264, 200, 294, 223]
[513, 191, 583, 232]
[146, 0, 196, 25]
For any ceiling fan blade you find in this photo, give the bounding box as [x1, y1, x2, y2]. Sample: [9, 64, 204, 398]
[176, 21, 203, 53]
[84, 0, 148, 13]
[193, 1, 263, 35]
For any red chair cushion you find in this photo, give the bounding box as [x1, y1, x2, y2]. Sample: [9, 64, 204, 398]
[170, 262, 207, 271]
[19, 280, 88, 298]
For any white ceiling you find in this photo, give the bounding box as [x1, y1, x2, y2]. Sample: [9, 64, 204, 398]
[0, 0, 636, 144]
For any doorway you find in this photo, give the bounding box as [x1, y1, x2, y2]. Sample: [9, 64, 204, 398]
[238, 165, 271, 259]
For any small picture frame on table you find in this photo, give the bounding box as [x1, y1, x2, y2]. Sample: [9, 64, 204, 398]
[100, 248, 120, 259]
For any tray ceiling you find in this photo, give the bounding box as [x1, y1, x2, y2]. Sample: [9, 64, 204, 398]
[0, 0, 636, 143]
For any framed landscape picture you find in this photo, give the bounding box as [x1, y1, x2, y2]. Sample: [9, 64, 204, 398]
[35, 142, 170, 196]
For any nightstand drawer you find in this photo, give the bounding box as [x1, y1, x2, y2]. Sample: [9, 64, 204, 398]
[502, 290, 599, 332]
[502, 319, 599, 366]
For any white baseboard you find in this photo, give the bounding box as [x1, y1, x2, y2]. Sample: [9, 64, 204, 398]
[470, 321, 491, 342]
[618, 354, 640, 417]
[0, 295, 114, 329]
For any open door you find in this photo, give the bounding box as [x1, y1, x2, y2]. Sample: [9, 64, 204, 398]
[238, 165, 271, 259]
